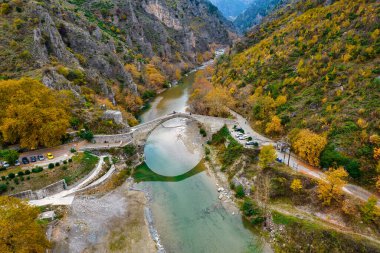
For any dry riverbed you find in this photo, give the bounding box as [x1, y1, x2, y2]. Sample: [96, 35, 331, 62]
[51, 182, 156, 253]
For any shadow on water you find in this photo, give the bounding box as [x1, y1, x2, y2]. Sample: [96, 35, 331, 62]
[133, 159, 206, 183]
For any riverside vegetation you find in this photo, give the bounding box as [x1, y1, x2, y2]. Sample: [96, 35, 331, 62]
[206, 126, 380, 252]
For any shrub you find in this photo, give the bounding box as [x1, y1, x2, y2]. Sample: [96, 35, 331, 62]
[63, 160, 67, 164]
[27, 176, 30, 180]
[68, 158, 73, 163]
[70, 148, 77, 153]
[211, 125, 230, 144]
[14, 178, 19, 185]
[20, 176, 24, 181]
[61, 165, 68, 170]
[360, 196, 379, 223]
[48, 163, 55, 169]
[32, 167, 43, 173]
[235, 185, 245, 198]
[241, 198, 264, 225]
[25, 170, 30, 175]
[79, 130, 94, 141]
[222, 140, 243, 166]
[199, 128, 207, 137]
[20, 50, 31, 59]
[8, 173, 15, 179]
[17, 171, 24, 177]
[124, 144, 136, 156]
[1, 176, 5, 180]
[0, 3, 11, 15]
[55, 162, 60, 167]
[0, 183, 7, 193]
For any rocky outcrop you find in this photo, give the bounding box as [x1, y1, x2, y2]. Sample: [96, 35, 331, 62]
[1, 0, 232, 103]
[143, 1, 183, 30]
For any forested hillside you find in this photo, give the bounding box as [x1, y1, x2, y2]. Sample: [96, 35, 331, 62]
[192, 0, 380, 189]
[0, 0, 232, 147]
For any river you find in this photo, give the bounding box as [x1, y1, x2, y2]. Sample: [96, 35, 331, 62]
[136, 59, 267, 253]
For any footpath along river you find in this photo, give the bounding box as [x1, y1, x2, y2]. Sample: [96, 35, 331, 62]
[136, 58, 270, 253]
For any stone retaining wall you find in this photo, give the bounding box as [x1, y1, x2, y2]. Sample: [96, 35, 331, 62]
[10, 179, 67, 200]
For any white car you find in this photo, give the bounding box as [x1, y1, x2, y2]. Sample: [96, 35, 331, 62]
[235, 133, 243, 137]
[238, 136, 246, 140]
[2, 162, 10, 168]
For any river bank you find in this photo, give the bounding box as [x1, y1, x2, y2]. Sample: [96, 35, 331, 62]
[51, 180, 156, 253]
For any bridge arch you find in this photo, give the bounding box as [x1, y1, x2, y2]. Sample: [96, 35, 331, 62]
[131, 113, 203, 144]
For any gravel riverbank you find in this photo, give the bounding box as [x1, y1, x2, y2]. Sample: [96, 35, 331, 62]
[51, 182, 156, 253]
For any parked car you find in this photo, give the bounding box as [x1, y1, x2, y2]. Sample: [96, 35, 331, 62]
[30, 156, 37, 162]
[38, 155, 44, 161]
[246, 141, 259, 146]
[15, 160, 20, 166]
[47, 153, 54, 160]
[276, 158, 283, 163]
[235, 133, 243, 137]
[2, 162, 10, 168]
[22, 157, 29, 164]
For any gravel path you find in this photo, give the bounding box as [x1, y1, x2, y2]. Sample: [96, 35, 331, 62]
[29, 156, 106, 206]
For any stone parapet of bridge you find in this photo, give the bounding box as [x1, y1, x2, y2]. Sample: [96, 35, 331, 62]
[92, 112, 237, 147]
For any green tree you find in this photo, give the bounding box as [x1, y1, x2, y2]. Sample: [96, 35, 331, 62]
[123, 144, 136, 156]
[360, 196, 380, 223]
[0, 149, 19, 165]
[0, 184, 7, 193]
[79, 130, 94, 141]
[0, 196, 50, 252]
[235, 185, 245, 198]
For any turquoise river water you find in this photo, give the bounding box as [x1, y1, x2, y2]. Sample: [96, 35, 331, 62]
[137, 71, 268, 253]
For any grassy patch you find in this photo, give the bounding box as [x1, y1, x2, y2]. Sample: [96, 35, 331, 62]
[209, 125, 243, 169]
[64, 152, 99, 184]
[133, 161, 206, 183]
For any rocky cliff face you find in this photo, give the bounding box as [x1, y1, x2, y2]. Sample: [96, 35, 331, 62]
[0, 0, 233, 101]
[234, 0, 286, 32]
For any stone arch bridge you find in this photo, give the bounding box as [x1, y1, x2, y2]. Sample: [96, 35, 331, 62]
[87, 113, 236, 149]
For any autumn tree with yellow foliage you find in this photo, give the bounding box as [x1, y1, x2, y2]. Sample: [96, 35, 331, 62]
[259, 145, 277, 168]
[317, 167, 348, 206]
[0, 78, 71, 149]
[144, 64, 166, 88]
[265, 115, 283, 135]
[290, 179, 303, 193]
[0, 196, 50, 252]
[291, 129, 327, 167]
